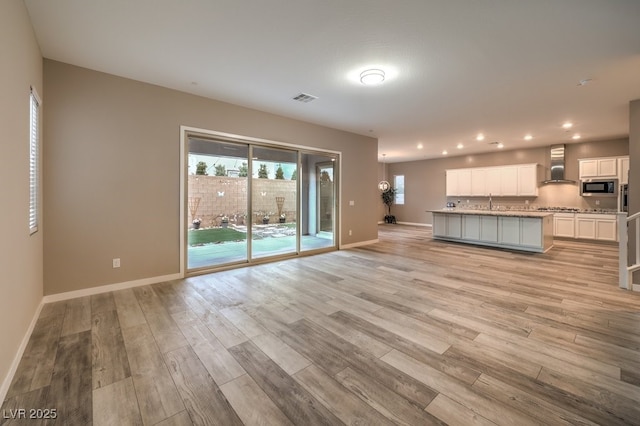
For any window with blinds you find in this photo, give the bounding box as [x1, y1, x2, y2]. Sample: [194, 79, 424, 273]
[29, 88, 40, 235]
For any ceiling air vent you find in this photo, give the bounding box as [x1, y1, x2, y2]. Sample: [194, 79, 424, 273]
[292, 93, 318, 103]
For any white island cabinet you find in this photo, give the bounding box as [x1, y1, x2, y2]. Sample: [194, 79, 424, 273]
[430, 210, 553, 253]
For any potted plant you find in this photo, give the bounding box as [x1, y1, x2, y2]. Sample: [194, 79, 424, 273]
[381, 188, 397, 224]
[192, 218, 202, 229]
[279, 213, 286, 223]
[262, 214, 270, 224]
[221, 215, 229, 228]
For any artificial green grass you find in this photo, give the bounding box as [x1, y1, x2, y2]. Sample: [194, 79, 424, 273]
[188, 228, 246, 246]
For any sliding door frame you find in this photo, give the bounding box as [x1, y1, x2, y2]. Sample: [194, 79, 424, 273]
[179, 125, 341, 278]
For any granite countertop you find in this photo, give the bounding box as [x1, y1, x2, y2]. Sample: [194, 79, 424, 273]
[428, 209, 554, 218]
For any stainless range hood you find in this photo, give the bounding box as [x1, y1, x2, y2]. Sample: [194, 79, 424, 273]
[541, 144, 576, 184]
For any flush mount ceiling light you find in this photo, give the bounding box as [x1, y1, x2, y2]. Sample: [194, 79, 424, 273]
[524, 134, 533, 141]
[497, 142, 504, 149]
[457, 143, 464, 149]
[476, 133, 485, 141]
[442, 150, 448, 155]
[417, 143, 423, 149]
[572, 134, 581, 140]
[562, 122, 573, 129]
[360, 69, 385, 85]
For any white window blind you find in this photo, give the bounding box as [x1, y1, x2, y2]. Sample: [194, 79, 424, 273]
[29, 87, 40, 235]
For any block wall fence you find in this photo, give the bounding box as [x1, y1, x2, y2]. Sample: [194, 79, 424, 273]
[188, 175, 297, 227]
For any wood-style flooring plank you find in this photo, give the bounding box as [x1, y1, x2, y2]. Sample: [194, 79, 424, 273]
[113, 288, 147, 328]
[219, 374, 294, 426]
[5, 314, 63, 398]
[91, 309, 130, 389]
[335, 366, 446, 426]
[92, 377, 142, 426]
[120, 323, 184, 426]
[382, 349, 540, 426]
[293, 364, 394, 425]
[133, 286, 188, 354]
[164, 345, 243, 426]
[228, 340, 343, 426]
[60, 296, 91, 337]
[46, 331, 92, 425]
[250, 332, 312, 375]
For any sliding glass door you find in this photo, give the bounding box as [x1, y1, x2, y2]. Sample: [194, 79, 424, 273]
[251, 146, 298, 259]
[185, 132, 338, 274]
[187, 138, 249, 270]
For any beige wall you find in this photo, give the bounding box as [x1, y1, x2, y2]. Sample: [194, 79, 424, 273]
[43, 60, 378, 295]
[383, 139, 629, 224]
[0, 0, 43, 396]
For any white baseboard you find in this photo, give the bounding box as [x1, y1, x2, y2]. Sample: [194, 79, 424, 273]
[42, 273, 182, 303]
[1, 300, 45, 404]
[341, 239, 379, 249]
[397, 221, 432, 227]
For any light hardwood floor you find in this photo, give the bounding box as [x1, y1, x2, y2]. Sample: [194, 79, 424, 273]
[3, 225, 640, 425]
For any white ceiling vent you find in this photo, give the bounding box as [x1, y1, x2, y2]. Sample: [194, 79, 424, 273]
[292, 93, 318, 103]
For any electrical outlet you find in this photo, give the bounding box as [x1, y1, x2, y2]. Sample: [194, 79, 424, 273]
[112, 258, 121, 268]
[349, 229, 352, 236]
[595, 199, 600, 205]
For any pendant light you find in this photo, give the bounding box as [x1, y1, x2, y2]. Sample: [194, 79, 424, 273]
[378, 154, 390, 191]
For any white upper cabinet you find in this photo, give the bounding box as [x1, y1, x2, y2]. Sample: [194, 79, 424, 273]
[445, 169, 458, 196]
[446, 164, 538, 197]
[457, 169, 472, 196]
[470, 169, 486, 196]
[517, 164, 539, 196]
[485, 168, 502, 196]
[500, 166, 519, 196]
[579, 157, 619, 179]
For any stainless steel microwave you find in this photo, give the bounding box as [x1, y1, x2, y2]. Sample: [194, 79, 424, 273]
[580, 178, 618, 197]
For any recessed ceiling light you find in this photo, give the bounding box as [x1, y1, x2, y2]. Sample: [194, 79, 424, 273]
[442, 150, 448, 155]
[457, 143, 464, 149]
[524, 134, 533, 141]
[572, 134, 581, 140]
[562, 122, 573, 129]
[360, 69, 385, 85]
[497, 143, 504, 149]
[417, 143, 423, 149]
[476, 133, 485, 141]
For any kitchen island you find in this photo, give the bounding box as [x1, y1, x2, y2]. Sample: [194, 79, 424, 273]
[428, 209, 554, 253]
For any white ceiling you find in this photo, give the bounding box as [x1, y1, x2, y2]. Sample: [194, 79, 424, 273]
[24, 0, 640, 162]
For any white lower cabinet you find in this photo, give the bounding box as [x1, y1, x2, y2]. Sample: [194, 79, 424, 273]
[521, 217, 543, 247]
[432, 211, 552, 253]
[447, 215, 462, 238]
[595, 215, 617, 241]
[553, 213, 575, 238]
[480, 216, 498, 242]
[433, 214, 447, 237]
[433, 213, 462, 238]
[498, 217, 521, 245]
[463, 215, 480, 240]
[574, 214, 617, 241]
[575, 216, 596, 239]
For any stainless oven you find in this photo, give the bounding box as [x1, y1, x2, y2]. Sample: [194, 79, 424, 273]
[580, 178, 618, 197]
